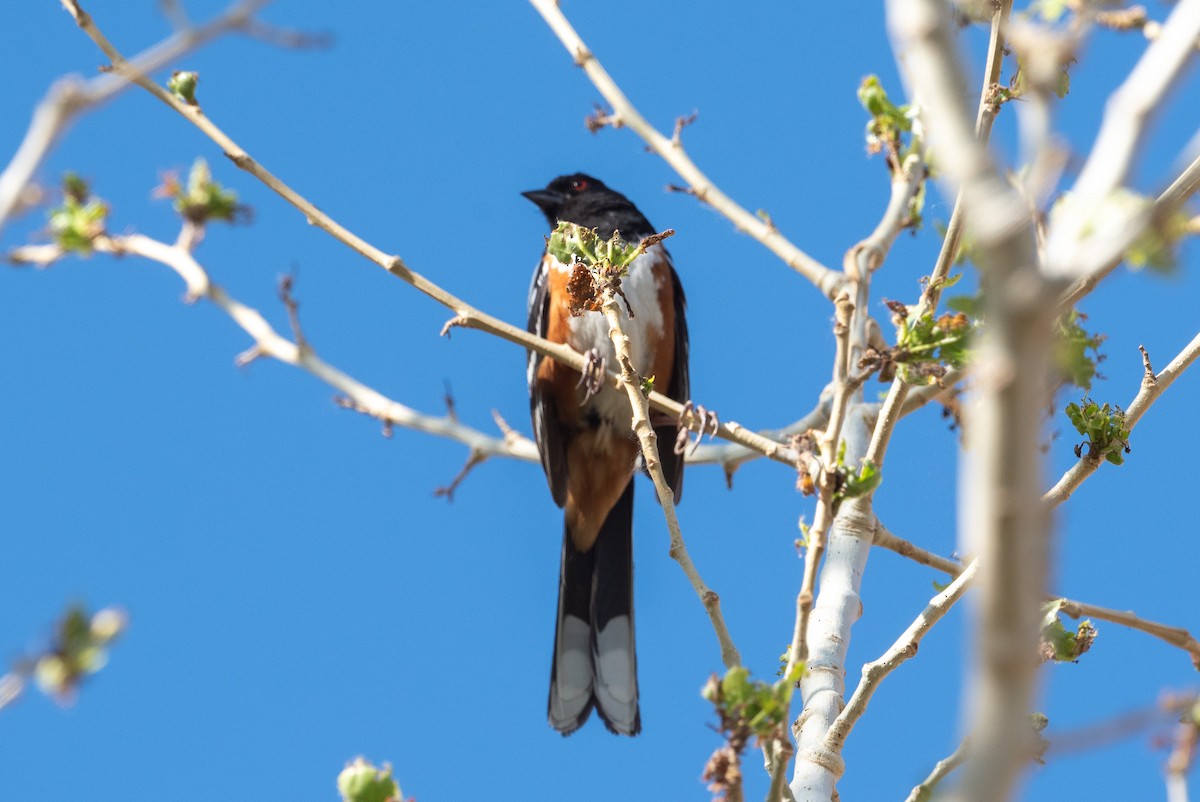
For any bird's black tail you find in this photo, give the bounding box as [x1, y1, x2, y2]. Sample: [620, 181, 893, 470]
[548, 479, 640, 736]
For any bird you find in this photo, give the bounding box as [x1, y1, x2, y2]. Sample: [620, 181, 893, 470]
[523, 173, 689, 736]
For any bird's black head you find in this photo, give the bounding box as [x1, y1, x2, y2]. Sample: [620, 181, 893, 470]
[522, 173, 654, 240]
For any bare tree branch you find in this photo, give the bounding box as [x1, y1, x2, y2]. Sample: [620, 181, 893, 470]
[888, 2, 1049, 802]
[8, 235, 538, 469]
[1044, 0, 1200, 281]
[1058, 599, 1200, 669]
[905, 736, 971, 802]
[687, 392, 832, 475]
[873, 520, 964, 576]
[526, 0, 845, 299]
[599, 279, 741, 670]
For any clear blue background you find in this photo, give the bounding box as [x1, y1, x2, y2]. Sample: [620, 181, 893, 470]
[1, 2, 1197, 800]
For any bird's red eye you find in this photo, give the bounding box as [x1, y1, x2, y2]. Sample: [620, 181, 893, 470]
[572, 179, 589, 192]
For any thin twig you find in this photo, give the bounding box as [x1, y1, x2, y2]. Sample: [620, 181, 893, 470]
[433, 450, 488, 502]
[872, 520, 964, 576]
[8, 235, 539, 468]
[688, 391, 832, 477]
[598, 286, 741, 669]
[888, 1, 1050, 800]
[873, 521, 1200, 668]
[905, 736, 972, 802]
[1046, 691, 1197, 756]
[1059, 151, 1200, 310]
[527, 0, 844, 299]
[1057, 599, 1200, 669]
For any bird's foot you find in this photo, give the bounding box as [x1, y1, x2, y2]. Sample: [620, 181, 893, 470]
[576, 348, 607, 404]
[674, 401, 720, 455]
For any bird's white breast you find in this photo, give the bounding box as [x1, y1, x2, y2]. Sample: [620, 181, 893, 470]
[552, 244, 667, 426]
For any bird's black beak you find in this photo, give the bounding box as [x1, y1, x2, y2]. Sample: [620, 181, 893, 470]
[522, 188, 565, 219]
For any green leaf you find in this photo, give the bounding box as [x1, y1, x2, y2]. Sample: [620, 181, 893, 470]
[1029, 0, 1070, 22]
[703, 665, 796, 748]
[927, 272, 962, 293]
[30, 604, 127, 703]
[62, 172, 90, 204]
[545, 220, 655, 273]
[857, 75, 918, 162]
[720, 666, 751, 703]
[1055, 68, 1071, 99]
[157, 158, 245, 225]
[1040, 601, 1096, 663]
[840, 459, 882, 499]
[890, 308, 975, 385]
[908, 179, 926, 230]
[1055, 310, 1105, 392]
[1065, 396, 1130, 464]
[1006, 53, 1073, 103]
[48, 174, 109, 253]
[1126, 207, 1189, 273]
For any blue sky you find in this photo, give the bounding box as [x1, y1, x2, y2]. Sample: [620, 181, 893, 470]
[1, 2, 1198, 800]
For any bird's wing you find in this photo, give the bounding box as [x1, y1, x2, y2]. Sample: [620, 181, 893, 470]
[527, 253, 568, 506]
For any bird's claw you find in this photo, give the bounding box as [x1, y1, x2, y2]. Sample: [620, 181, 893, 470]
[577, 348, 607, 404]
[674, 401, 720, 456]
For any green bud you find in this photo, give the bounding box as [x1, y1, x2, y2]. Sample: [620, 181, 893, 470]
[168, 71, 200, 105]
[337, 757, 401, 802]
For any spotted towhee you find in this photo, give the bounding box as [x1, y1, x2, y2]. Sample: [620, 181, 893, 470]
[524, 174, 689, 736]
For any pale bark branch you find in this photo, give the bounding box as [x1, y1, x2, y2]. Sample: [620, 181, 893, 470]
[787, 96, 935, 801]
[1059, 150, 1200, 310]
[872, 520, 964, 576]
[788, 9, 1010, 792]
[791, 268, 875, 679]
[599, 289, 741, 670]
[1044, 0, 1200, 281]
[888, 3, 1049, 802]
[1057, 599, 1200, 669]
[8, 235, 538, 468]
[791, 293, 855, 670]
[57, 0, 797, 469]
[905, 736, 971, 802]
[526, 0, 844, 300]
